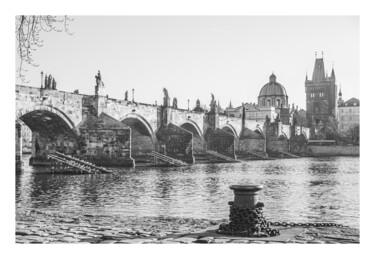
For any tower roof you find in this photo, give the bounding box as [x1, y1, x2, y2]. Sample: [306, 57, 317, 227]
[312, 58, 325, 82]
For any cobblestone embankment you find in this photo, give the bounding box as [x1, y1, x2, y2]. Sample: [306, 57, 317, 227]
[16, 210, 359, 244]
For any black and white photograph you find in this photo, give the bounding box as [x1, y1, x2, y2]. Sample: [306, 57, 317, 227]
[3, 0, 373, 258]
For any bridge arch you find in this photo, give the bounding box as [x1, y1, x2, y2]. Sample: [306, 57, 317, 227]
[254, 126, 264, 136]
[179, 119, 204, 154]
[179, 119, 203, 138]
[16, 105, 80, 165]
[221, 124, 238, 139]
[120, 113, 154, 137]
[279, 132, 289, 140]
[17, 104, 78, 134]
[300, 131, 307, 140]
[120, 113, 156, 159]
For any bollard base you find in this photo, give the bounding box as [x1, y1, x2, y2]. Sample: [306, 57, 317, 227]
[217, 202, 280, 238]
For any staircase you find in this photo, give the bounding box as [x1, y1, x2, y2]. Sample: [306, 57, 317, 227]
[280, 151, 300, 158]
[149, 151, 188, 166]
[206, 150, 240, 163]
[247, 150, 269, 160]
[47, 151, 113, 174]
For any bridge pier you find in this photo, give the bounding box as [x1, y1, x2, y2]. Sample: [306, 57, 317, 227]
[15, 122, 22, 172]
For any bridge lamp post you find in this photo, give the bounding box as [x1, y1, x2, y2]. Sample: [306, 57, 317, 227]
[41, 71, 44, 88]
[188, 99, 190, 110]
[132, 88, 134, 102]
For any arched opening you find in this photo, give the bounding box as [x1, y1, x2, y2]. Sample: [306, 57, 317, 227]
[18, 108, 79, 165]
[180, 121, 204, 154]
[222, 125, 238, 139]
[222, 125, 239, 152]
[278, 132, 288, 140]
[121, 114, 155, 162]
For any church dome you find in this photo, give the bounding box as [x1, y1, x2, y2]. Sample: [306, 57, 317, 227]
[258, 73, 287, 97]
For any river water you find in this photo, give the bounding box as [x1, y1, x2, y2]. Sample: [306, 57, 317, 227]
[16, 155, 360, 229]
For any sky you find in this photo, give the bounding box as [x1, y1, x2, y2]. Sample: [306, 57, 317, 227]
[16, 16, 359, 110]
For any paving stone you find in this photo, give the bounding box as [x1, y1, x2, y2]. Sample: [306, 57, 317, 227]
[116, 238, 146, 244]
[158, 240, 181, 244]
[98, 240, 117, 244]
[16, 230, 33, 236]
[249, 240, 267, 244]
[230, 239, 251, 244]
[212, 238, 230, 244]
[308, 240, 326, 244]
[289, 240, 306, 244]
[60, 237, 81, 243]
[173, 237, 198, 244]
[195, 237, 214, 244]
[140, 240, 163, 244]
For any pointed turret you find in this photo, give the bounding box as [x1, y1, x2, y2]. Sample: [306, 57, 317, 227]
[305, 73, 308, 81]
[331, 68, 336, 80]
[312, 55, 325, 82]
[228, 100, 233, 109]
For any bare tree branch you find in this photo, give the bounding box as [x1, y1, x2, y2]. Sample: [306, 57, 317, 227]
[16, 15, 74, 82]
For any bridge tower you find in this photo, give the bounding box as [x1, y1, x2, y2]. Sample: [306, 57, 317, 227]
[305, 52, 337, 126]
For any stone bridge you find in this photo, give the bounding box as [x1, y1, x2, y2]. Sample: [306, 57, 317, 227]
[16, 82, 310, 168]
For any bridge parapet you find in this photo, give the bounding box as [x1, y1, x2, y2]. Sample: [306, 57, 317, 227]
[168, 108, 205, 134]
[16, 85, 83, 127]
[100, 98, 159, 132]
[218, 115, 242, 138]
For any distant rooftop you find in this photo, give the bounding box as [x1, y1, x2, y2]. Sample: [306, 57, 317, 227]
[338, 97, 360, 107]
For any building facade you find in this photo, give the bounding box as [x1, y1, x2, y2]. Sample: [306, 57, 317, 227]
[337, 97, 360, 137]
[225, 103, 278, 122]
[305, 55, 337, 125]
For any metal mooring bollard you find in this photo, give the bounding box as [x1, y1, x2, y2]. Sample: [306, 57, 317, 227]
[229, 185, 263, 209]
[218, 184, 280, 237]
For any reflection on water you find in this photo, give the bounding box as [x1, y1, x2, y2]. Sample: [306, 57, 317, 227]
[16, 155, 359, 228]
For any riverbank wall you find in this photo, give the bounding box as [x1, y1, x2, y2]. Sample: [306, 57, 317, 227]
[305, 145, 359, 157]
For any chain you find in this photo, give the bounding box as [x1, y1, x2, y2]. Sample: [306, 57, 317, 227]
[268, 221, 349, 228]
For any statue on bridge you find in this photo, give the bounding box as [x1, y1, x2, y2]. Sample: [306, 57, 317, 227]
[125, 91, 128, 101]
[43, 74, 57, 90]
[95, 70, 105, 96]
[163, 88, 170, 107]
[210, 93, 217, 113]
[172, 97, 178, 109]
[52, 78, 57, 90]
[95, 70, 102, 85]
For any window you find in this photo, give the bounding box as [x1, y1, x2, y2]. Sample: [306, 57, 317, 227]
[349, 109, 352, 113]
[341, 116, 344, 121]
[267, 100, 271, 106]
[349, 116, 352, 121]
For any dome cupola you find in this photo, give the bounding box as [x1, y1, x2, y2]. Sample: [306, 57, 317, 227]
[257, 73, 288, 107]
